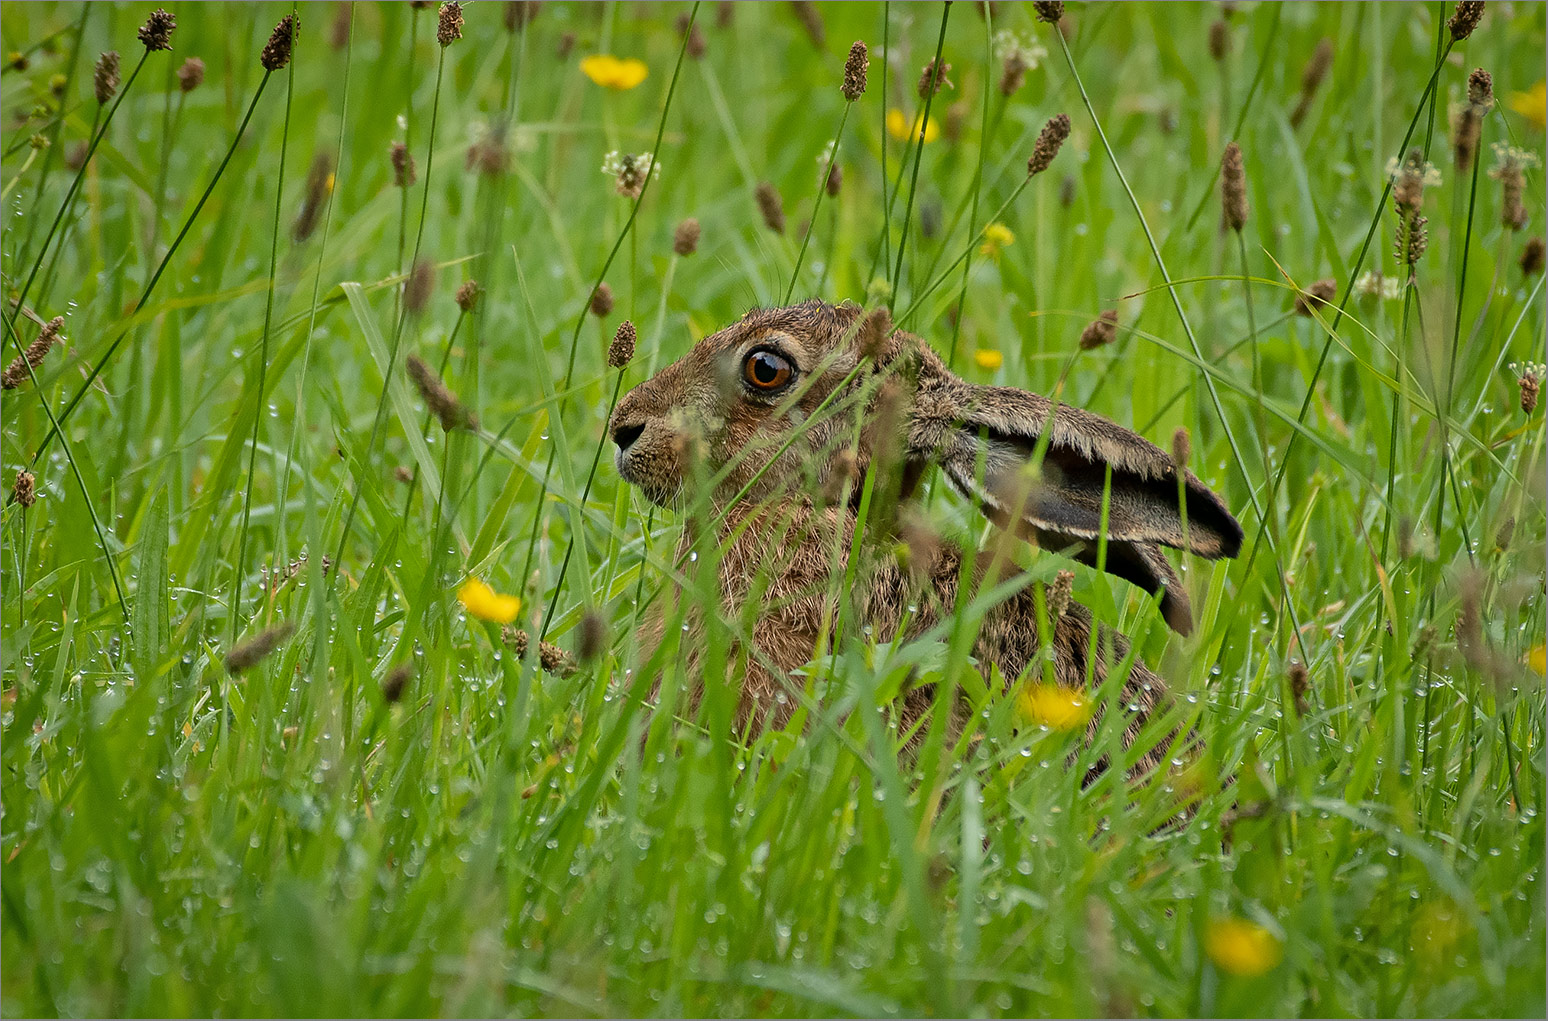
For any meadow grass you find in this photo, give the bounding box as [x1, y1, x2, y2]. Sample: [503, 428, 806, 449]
[1, 2, 1545, 1016]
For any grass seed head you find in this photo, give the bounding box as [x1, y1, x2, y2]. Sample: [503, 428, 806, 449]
[11, 470, 36, 509]
[1492, 150, 1529, 231]
[502, 627, 577, 676]
[716, 1, 735, 28]
[590, 282, 614, 317]
[1448, 0, 1485, 41]
[556, 31, 576, 60]
[225, 622, 296, 675]
[292, 152, 333, 242]
[1209, 19, 1230, 61]
[407, 354, 477, 431]
[177, 56, 205, 92]
[1171, 427, 1191, 469]
[504, 1, 541, 32]
[608, 320, 637, 369]
[917, 59, 953, 99]
[1047, 569, 1074, 622]
[2, 316, 63, 389]
[999, 50, 1028, 96]
[578, 609, 608, 662]
[328, 4, 351, 49]
[1288, 661, 1311, 716]
[437, 2, 464, 46]
[1059, 173, 1076, 207]
[1467, 67, 1494, 107]
[382, 663, 412, 703]
[676, 13, 707, 58]
[1289, 37, 1334, 128]
[1078, 309, 1118, 350]
[1032, 1, 1065, 24]
[857, 306, 894, 361]
[1519, 236, 1545, 276]
[825, 161, 842, 196]
[261, 14, 296, 71]
[93, 51, 120, 104]
[756, 181, 786, 233]
[1393, 148, 1429, 212]
[405, 259, 435, 315]
[1520, 371, 1541, 415]
[1027, 113, 1070, 176]
[395, 465, 414, 483]
[139, 8, 176, 52]
[390, 141, 416, 188]
[1220, 141, 1249, 231]
[789, 1, 825, 50]
[455, 279, 481, 312]
[1293, 278, 1337, 316]
[673, 218, 701, 256]
[842, 40, 868, 100]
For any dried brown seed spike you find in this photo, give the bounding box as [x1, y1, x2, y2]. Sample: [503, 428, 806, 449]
[856, 306, 894, 361]
[917, 59, 953, 99]
[716, 1, 735, 28]
[12, 470, 36, 508]
[676, 13, 706, 59]
[455, 280, 481, 312]
[1293, 278, 1337, 317]
[556, 32, 576, 60]
[226, 622, 296, 674]
[292, 152, 333, 242]
[1467, 67, 1493, 107]
[261, 14, 297, 71]
[504, 1, 541, 32]
[1208, 19, 1229, 61]
[406, 354, 478, 431]
[999, 50, 1028, 97]
[93, 51, 120, 104]
[789, 1, 825, 50]
[177, 56, 205, 92]
[1448, 0, 1485, 41]
[1027, 113, 1070, 176]
[138, 9, 176, 52]
[382, 663, 412, 703]
[825, 162, 843, 197]
[390, 141, 416, 188]
[755, 181, 786, 234]
[841, 40, 868, 101]
[1220, 141, 1249, 232]
[405, 259, 435, 315]
[1519, 236, 1545, 276]
[1047, 569, 1074, 622]
[578, 609, 608, 661]
[608, 320, 637, 369]
[2, 316, 64, 389]
[1032, 1, 1065, 24]
[1078, 309, 1118, 350]
[1289, 37, 1334, 128]
[1520, 373, 1540, 415]
[1170, 427, 1191, 469]
[590, 282, 614, 318]
[437, 1, 464, 46]
[1288, 661, 1311, 717]
[673, 218, 701, 256]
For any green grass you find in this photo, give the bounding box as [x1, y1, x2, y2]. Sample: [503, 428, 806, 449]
[2, 1, 1545, 1016]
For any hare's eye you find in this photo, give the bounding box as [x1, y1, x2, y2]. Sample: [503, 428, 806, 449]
[743, 349, 793, 391]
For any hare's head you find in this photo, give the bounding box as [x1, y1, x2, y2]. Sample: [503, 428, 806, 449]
[611, 299, 1245, 635]
[609, 300, 891, 508]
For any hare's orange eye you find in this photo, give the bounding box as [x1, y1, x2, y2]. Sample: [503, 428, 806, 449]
[743, 349, 793, 391]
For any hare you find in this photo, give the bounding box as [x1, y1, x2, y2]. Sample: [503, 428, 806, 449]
[608, 300, 1242, 771]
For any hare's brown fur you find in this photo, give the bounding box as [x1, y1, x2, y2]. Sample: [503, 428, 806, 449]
[612, 300, 1238, 770]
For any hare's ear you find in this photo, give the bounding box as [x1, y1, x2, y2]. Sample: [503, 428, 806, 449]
[909, 364, 1243, 636]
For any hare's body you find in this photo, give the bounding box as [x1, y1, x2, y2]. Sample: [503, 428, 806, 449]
[612, 301, 1240, 769]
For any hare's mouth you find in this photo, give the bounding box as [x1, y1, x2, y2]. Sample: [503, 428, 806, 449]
[615, 447, 682, 509]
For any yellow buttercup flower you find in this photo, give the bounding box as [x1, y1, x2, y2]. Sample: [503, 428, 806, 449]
[1508, 81, 1546, 131]
[886, 108, 940, 143]
[1527, 643, 1546, 677]
[1205, 917, 1282, 977]
[580, 54, 649, 91]
[979, 221, 1015, 259]
[458, 578, 522, 624]
[973, 349, 1004, 371]
[1016, 684, 1090, 730]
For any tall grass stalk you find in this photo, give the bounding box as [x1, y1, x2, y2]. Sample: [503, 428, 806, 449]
[232, 10, 298, 645]
[888, 3, 951, 298]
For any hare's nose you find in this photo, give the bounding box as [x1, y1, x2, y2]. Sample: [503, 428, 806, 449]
[611, 420, 645, 451]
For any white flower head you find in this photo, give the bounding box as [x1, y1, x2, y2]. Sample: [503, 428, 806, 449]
[993, 30, 1046, 70]
[601, 151, 657, 199]
[1508, 361, 1547, 381]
